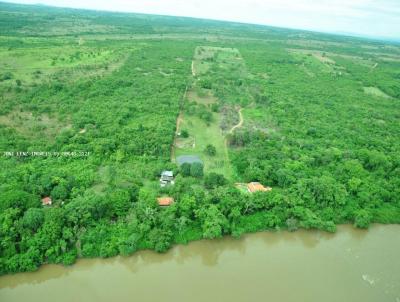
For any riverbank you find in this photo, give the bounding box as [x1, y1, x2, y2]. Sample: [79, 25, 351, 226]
[1, 224, 399, 302]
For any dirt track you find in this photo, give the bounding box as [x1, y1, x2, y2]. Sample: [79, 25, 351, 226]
[191, 60, 196, 76]
[229, 108, 243, 134]
[170, 86, 188, 162]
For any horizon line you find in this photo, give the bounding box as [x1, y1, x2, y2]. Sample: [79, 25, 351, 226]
[1, 0, 399, 43]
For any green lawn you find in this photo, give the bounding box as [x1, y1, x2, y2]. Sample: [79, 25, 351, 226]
[173, 46, 250, 179]
[176, 112, 233, 178]
[363, 86, 392, 99]
[0, 44, 128, 85]
[192, 46, 245, 77]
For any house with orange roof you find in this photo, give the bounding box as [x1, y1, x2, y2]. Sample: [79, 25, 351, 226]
[157, 197, 174, 206]
[41, 196, 52, 206]
[247, 182, 272, 193]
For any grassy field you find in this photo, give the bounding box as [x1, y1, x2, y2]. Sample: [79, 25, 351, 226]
[193, 46, 244, 76]
[0, 109, 71, 140]
[0, 44, 128, 86]
[175, 86, 233, 177]
[173, 46, 251, 179]
[363, 86, 392, 99]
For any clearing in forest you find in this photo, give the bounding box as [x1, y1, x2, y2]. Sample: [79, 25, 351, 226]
[173, 46, 247, 179]
[363, 86, 392, 99]
[0, 45, 129, 85]
[174, 89, 232, 178]
[0, 110, 71, 140]
[192, 46, 247, 77]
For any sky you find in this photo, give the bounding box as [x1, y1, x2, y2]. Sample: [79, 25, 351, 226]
[5, 0, 400, 40]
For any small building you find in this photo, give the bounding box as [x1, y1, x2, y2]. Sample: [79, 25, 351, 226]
[247, 182, 272, 193]
[42, 196, 52, 206]
[160, 170, 174, 187]
[157, 197, 174, 207]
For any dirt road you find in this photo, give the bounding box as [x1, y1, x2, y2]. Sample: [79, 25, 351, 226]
[191, 60, 196, 76]
[170, 86, 188, 162]
[229, 108, 243, 134]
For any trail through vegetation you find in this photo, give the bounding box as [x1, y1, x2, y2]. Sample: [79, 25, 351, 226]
[229, 108, 243, 134]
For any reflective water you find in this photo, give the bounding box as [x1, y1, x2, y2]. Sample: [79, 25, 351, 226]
[1, 225, 399, 302]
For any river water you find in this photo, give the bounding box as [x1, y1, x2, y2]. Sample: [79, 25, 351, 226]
[0, 225, 399, 302]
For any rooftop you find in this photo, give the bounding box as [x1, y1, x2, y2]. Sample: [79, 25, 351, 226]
[161, 170, 173, 177]
[247, 182, 272, 193]
[41, 196, 52, 206]
[157, 197, 174, 206]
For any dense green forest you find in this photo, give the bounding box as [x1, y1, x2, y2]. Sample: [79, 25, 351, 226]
[0, 2, 399, 275]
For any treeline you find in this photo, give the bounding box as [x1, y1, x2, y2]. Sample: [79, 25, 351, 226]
[0, 171, 341, 274]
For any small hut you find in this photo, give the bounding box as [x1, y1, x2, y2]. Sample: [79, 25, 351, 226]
[247, 182, 272, 193]
[160, 170, 174, 187]
[41, 196, 52, 206]
[157, 197, 174, 207]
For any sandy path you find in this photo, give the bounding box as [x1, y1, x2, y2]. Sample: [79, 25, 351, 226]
[170, 86, 188, 162]
[223, 107, 243, 177]
[229, 108, 243, 134]
[171, 59, 197, 162]
[191, 60, 196, 76]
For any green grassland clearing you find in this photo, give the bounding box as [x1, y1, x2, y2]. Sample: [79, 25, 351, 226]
[0, 109, 71, 140]
[241, 107, 278, 135]
[287, 48, 346, 75]
[287, 48, 383, 78]
[192, 46, 246, 77]
[187, 88, 217, 105]
[0, 44, 129, 86]
[287, 48, 336, 64]
[363, 86, 393, 99]
[176, 111, 232, 177]
[173, 46, 251, 179]
[175, 84, 232, 177]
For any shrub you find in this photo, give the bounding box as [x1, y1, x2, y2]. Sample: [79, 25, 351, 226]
[0, 72, 13, 81]
[204, 144, 217, 156]
[354, 209, 372, 229]
[190, 162, 204, 178]
[180, 129, 189, 138]
[180, 163, 191, 177]
[204, 173, 227, 189]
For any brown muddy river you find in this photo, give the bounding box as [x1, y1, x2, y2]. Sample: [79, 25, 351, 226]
[0, 225, 399, 302]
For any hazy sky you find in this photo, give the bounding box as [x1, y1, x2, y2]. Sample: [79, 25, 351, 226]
[5, 0, 400, 39]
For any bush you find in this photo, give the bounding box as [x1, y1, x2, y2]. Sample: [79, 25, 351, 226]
[180, 129, 189, 138]
[286, 218, 299, 232]
[211, 103, 219, 112]
[22, 208, 44, 231]
[190, 162, 204, 178]
[180, 163, 191, 177]
[51, 184, 69, 201]
[204, 144, 217, 156]
[204, 173, 227, 189]
[0, 72, 13, 81]
[199, 78, 212, 89]
[354, 209, 372, 229]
